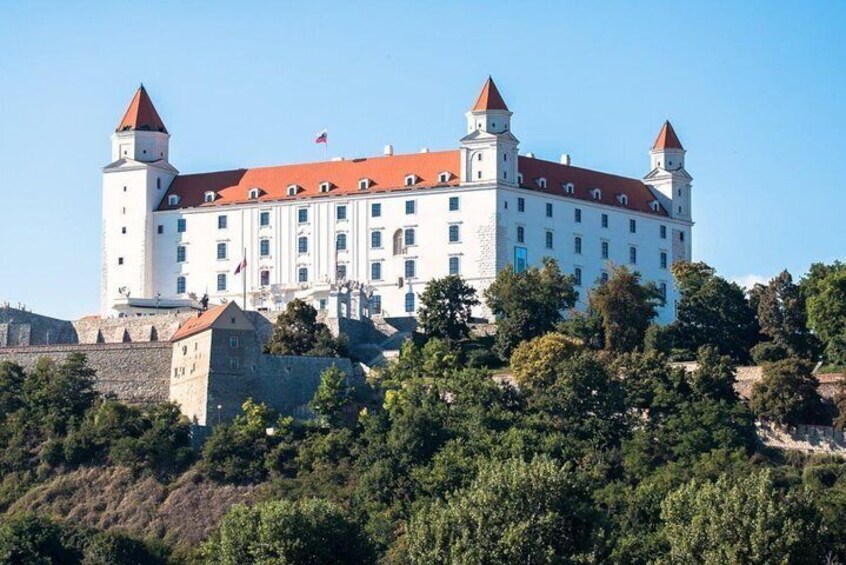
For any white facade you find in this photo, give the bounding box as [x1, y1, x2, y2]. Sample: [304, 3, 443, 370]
[102, 81, 694, 323]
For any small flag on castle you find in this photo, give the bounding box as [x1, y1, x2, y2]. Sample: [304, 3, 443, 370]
[234, 257, 247, 275]
[315, 129, 328, 144]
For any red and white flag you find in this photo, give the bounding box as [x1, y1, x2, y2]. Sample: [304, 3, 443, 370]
[234, 257, 247, 275]
[315, 129, 328, 144]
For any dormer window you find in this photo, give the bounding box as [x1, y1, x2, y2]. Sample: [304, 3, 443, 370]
[168, 194, 180, 206]
[537, 177, 547, 189]
[617, 194, 629, 206]
[651, 200, 661, 212]
[203, 191, 216, 203]
[319, 181, 332, 193]
[591, 188, 602, 200]
[248, 187, 262, 200]
[404, 174, 418, 187]
[563, 183, 575, 195]
[287, 184, 300, 196]
[358, 178, 371, 190]
[438, 172, 451, 183]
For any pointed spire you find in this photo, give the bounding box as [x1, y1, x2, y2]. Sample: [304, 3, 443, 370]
[472, 76, 509, 111]
[652, 120, 683, 150]
[116, 85, 168, 134]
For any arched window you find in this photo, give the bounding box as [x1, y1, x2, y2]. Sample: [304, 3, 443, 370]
[248, 188, 261, 199]
[287, 185, 299, 196]
[204, 191, 216, 203]
[393, 229, 403, 255]
[537, 177, 547, 189]
[404, 175, 418, 187]
[168, 194, 179, 206]
[359, 178, 370, 190]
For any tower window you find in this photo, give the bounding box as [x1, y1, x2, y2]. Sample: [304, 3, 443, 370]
[176, 276, 186, 294]
[660, 251, 668, 269]
[157, 178, 161, 190]
[629, 246, 637, 264]
[157, 225, 163, 234]
[574, 267, 582, 286]
[217, 273, 227, 291]
[477, 171, 482, 179]
[118, 257, 124, 265]
[177, 246, 186, 262]
[477, 153, 482, 161]
[121, 226, 126, 234]
[517, 226, 525, 243]
[679, 231, 685, 242]
[601, 241, 609, 259]
[217, 242, 227, 260]
[449, 256, 460, 275]
[545, 231, 553, 249]
[574, 236, 582, 254]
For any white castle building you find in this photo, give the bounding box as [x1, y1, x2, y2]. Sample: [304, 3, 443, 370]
[102, 78, 693, 322]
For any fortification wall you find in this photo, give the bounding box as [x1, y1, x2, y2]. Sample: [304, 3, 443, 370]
[256, 355, 355, 417]
[0, 343, 172, 404]
[72, 312, 194, 344]
[0, 308, 78, 346]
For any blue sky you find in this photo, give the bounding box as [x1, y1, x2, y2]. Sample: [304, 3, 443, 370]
[1, 1, 844, 319]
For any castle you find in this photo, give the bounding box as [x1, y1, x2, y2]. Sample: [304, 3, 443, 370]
[102, 78, 693, 323]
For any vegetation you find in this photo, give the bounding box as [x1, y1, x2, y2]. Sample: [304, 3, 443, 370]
[589, 266, 660, 353]
[265, 299, 347, 357]
[417, 275, 480, 342]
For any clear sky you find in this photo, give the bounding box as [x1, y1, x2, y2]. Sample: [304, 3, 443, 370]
[1, 1, 844, 319]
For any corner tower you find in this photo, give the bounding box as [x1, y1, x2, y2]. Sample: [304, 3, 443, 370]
[460, 77, 519, 186]
[102, 86, 178, 315]
[644, 121, 692, 222]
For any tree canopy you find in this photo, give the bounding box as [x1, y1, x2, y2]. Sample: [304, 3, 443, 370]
[417, 275, 480, 342]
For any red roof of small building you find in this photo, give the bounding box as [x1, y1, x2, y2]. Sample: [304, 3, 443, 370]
[158, 150, 666, 216]
[472, 77, 509, 111]
[171, 304, 228, 341]
[652, 120, 683, 151]
[117, 85, 168, 134]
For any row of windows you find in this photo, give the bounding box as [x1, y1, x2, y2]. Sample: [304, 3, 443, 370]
[534, 231, 670, 269]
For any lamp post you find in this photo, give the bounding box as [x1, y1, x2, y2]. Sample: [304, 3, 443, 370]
[217, 404, 222, 425]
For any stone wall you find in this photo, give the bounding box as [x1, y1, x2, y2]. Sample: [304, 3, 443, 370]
[0, 343, 172, 404]
[256, 355, 355, 417]
[0, 307, 77, 346]
[72, 312, 194, 344]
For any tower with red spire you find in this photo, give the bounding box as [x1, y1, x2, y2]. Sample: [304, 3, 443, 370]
[644, 120, 693, 225]
[102, 85, 179, 315]
[459, 77, 519, 186]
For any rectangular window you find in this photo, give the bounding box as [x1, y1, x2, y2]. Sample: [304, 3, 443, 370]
[336, 233, 347, 251]
[177, 218, 186, 233]
[217, 242, 227, 259]
[260, 270, 270, 286]
[601, 240, 609, 259]
[679, 231, 685, 242]
[371, 295, 382, 314]
[449, 196, 459, 211]
[405, 259, 416, 278]
[602, 214, 608, 228]
[518, 197, 525, 212]
[546, 203, 553, 218]
[371, 230, 382, 249]
[371, 203, 381, 217]
[574, 267, 582, 286]
[298, 237, 308, 254]
[405, 292, 415, 313]
[575, 208, 582, 223]
[449, 224, 460, 243]
[176, 276, 186, 294]
[157, 225, 163, 234]
[449, 256, 460, 275]
[405, 228, 415, 246]
[660, 251, 668, 269]
[121, 226, 126, 234]
[406, 200, 416, 215]
[337, 264, 347, 280]
[630, 219, 637, 233]
[260, 211, 270, 227]
[371, 262, 382, 281]
[660, 225, 667, 239]
[298, 267, 308, 282]
[545, 231, 553, 249]
[298, 208, 308, 223]
[176, 246, 186, 262]
[229, 336, 239, 348]
[574, 236, 582, 254]
[629, 246, 637, 264]
[660, 281, 668, 304]
[118, 257, 124, 265]
[514, 246, 528, 273]
[517, 226, 525, 243]
[336, 205, 347, 220]
[229, 358, 240, 370]
[260, 239, 270, 256]
[217, 273, 227, 291]
[218, 215, 228, 229]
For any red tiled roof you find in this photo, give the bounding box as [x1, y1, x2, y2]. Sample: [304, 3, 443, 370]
[159, 151, 460, 210]
[159, 150, 666, 216]
[472, 77, 509, 111]
[171, 304, 228, 341]
[652, 120, 683, 151]
[117, 85, 168, 134]
[518, 156, 667, 216]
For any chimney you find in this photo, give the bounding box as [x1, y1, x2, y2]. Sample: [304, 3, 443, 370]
[560, 153, 571, 166]
[383, 144, 394, 156]
[526, 152, 535, 158]
[420, 147, 430, 153]
[331, 156, 344, 162]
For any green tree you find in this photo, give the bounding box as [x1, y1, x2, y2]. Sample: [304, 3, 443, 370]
[484, 258, 577, 360]
[589, 266, 660, 353]
[669, 262, 759, 362]
[807, 269, 846, 364]
[418, 275, 480, 341]
[0, 514, 74, 564]
[310, 365, 351, 427]
[200, 399, 275, 483]
[407, 456, 595, 564]
[265, 299, 343, 356]
[750, 358, 823, 426]
[660, 470, 820, 565]
[509, 332, 583, 388]
[82, 530, 163, 565]
[203, 498, 375, 565]
[756, 270, 819, 359]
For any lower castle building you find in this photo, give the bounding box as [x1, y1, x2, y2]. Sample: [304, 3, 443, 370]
[102, 78, 693, 322]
